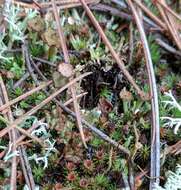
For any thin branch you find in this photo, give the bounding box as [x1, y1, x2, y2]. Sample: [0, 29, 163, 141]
[41, 0, 99, 7]
[64, 92, 87, 106]
[155, 38, 181, 57]
[33, 57, 56, 67]
[90, 3, 133, 21]
[44, 0, 99, 11]
[91, 3, 162, 31]
[13, 62, 42, 89]
[18, 145, 35, 190]
[30, 59, 48, 81]
[22, 42, 40, 85]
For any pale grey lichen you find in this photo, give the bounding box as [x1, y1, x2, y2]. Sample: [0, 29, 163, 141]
[154, 165, 181, 190]
[161, 91, 181, 134]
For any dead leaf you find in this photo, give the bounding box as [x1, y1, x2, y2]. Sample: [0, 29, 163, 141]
[119, 87, 133, 101]
[98, 97, 113, 114]
[17, 170, 24, 185]
[65, 155, 81, 163]
[52, 71, 68, 88]
[98, 97, 113, 125]
[42, 28, 61, 47]
[45, 12, 54, 23]
[28, 16, 45, 32]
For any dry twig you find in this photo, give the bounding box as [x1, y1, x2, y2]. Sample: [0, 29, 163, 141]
[155, 38, 181, 57]
[126, 0, 160, 188]
[51, 0, 88, 148]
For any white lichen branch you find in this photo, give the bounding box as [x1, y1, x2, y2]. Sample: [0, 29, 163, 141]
[161, 90, 181, 134]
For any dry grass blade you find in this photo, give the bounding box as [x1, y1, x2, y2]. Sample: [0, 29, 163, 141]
[13, 62, 41, 89]
[51, 0, 88, 148]
[126, 0, 160, 188]
[0, 81, 52, 112]
[79, 0, 148, 100]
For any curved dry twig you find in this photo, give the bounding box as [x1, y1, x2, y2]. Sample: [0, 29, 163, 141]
[126, 0, 160, 188]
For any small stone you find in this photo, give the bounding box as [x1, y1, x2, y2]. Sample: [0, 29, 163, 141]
[58, 62, 73, 78]
[28, 16, 45, 32]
